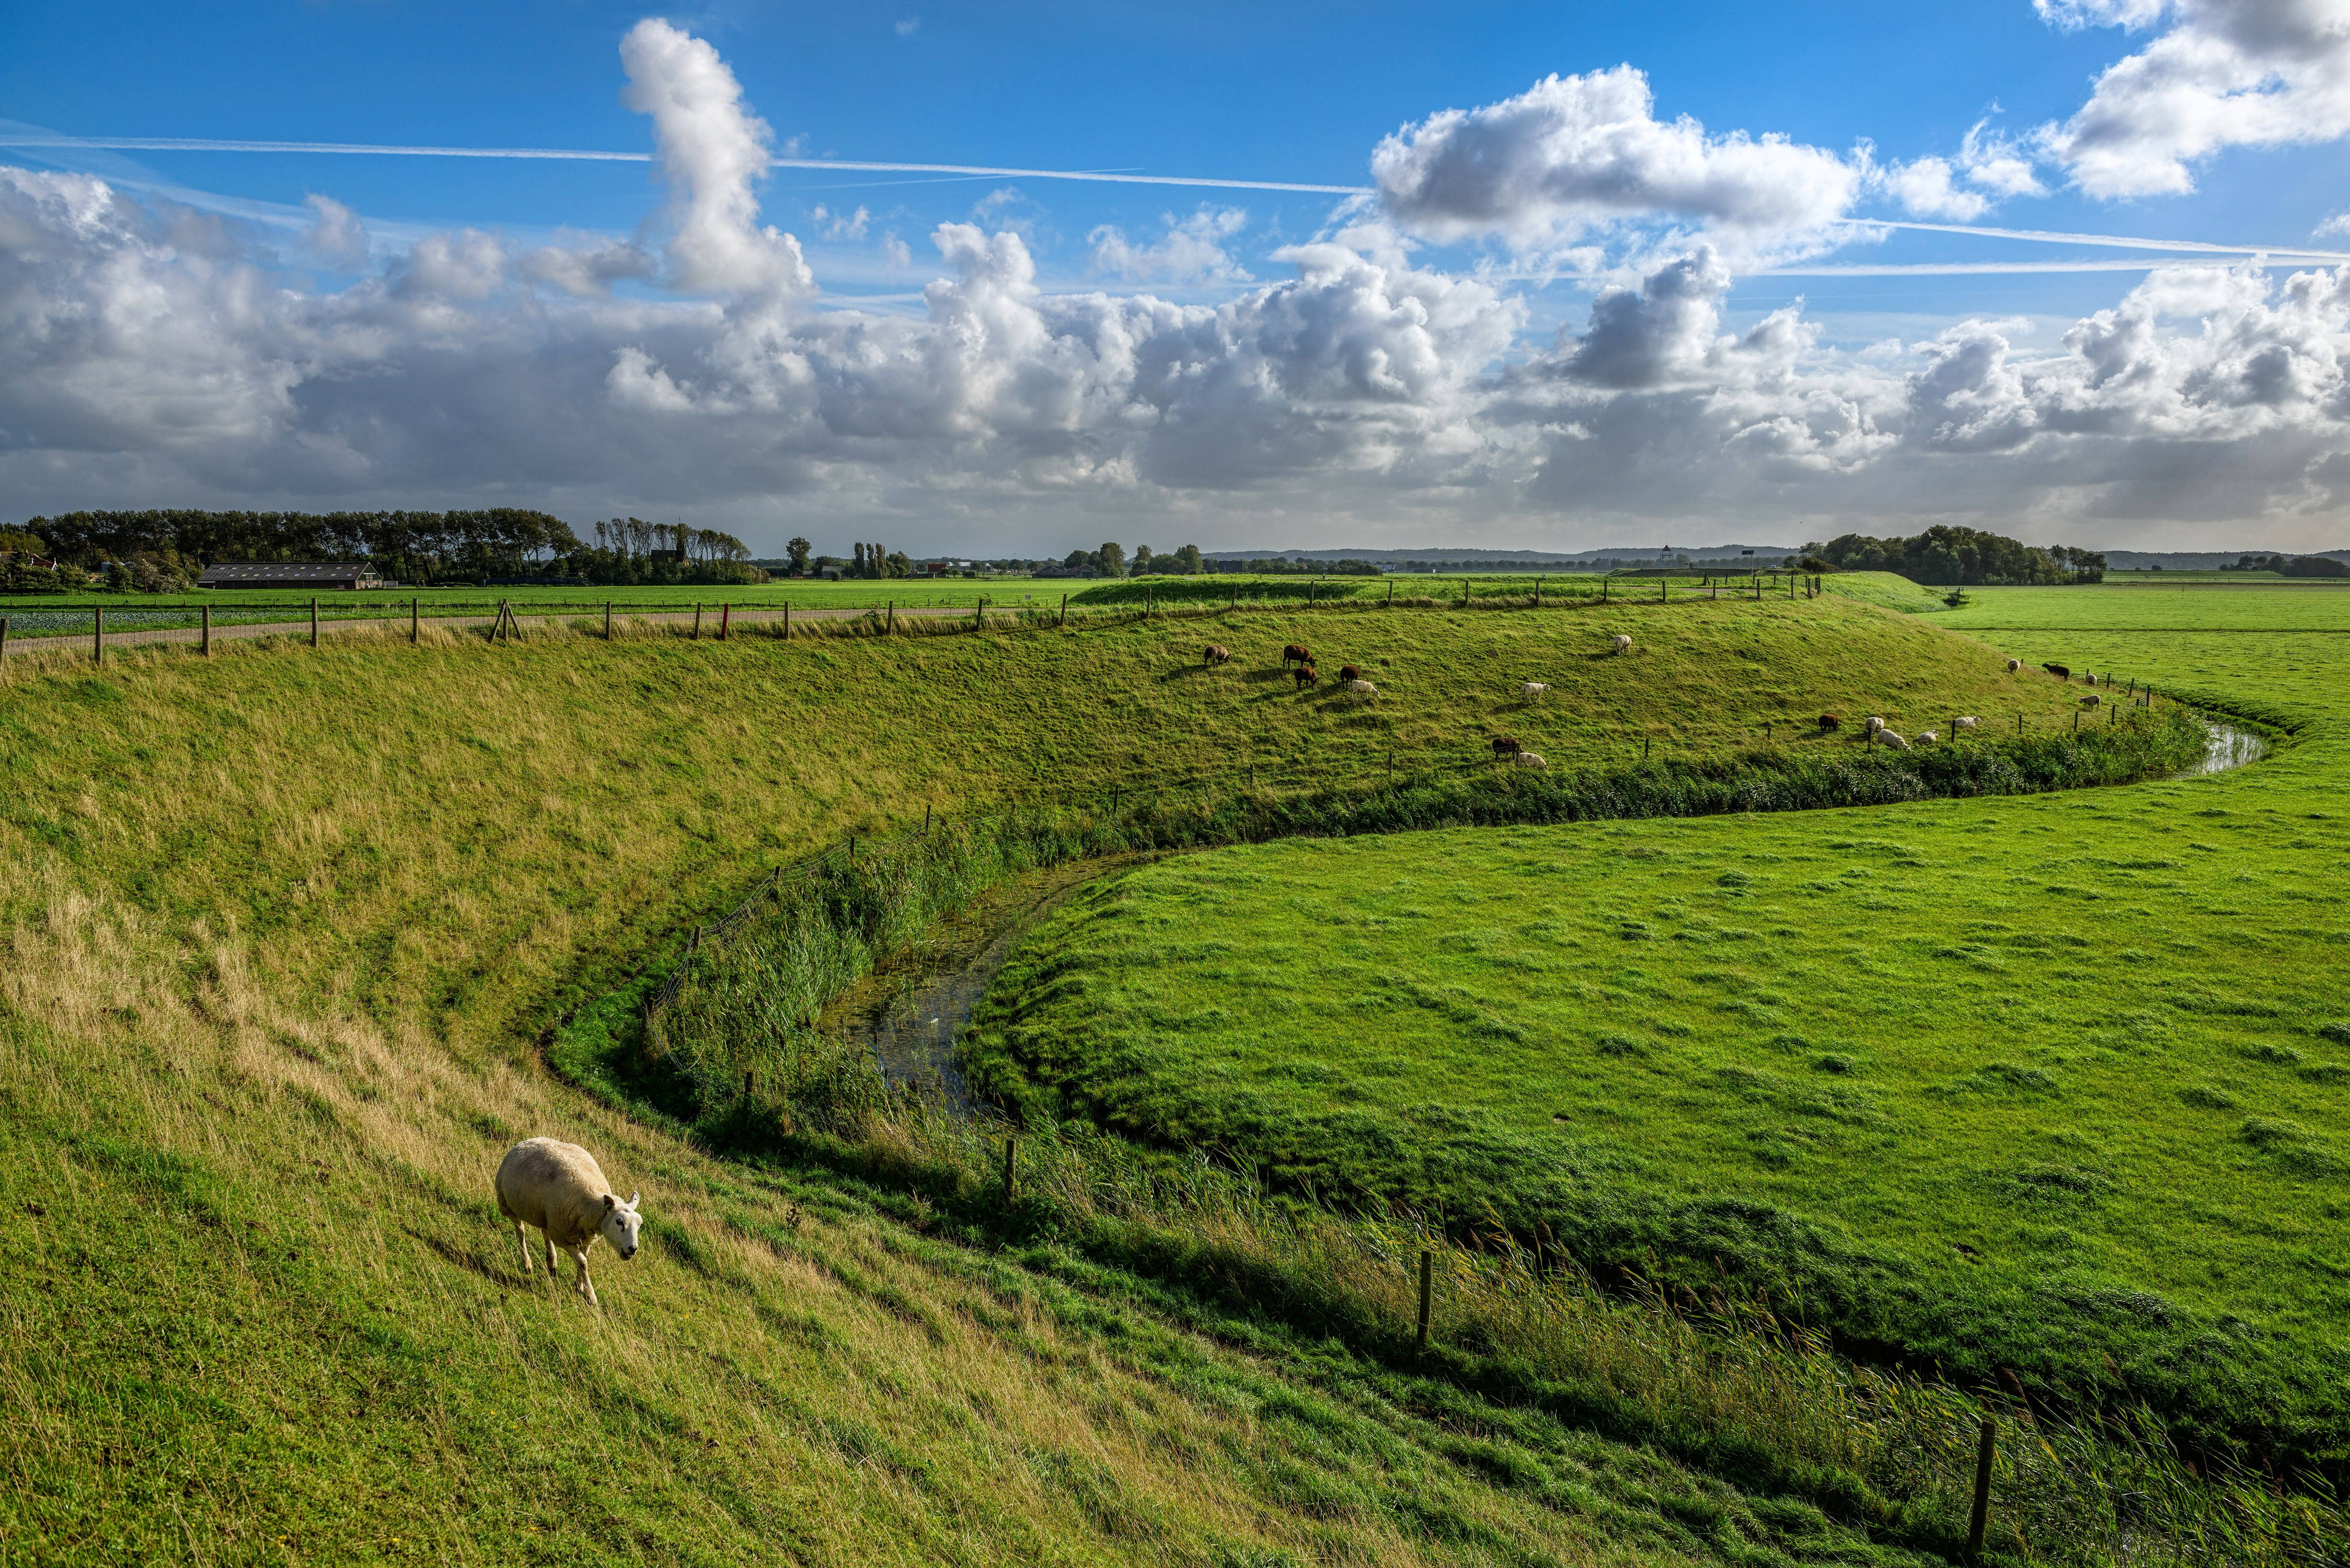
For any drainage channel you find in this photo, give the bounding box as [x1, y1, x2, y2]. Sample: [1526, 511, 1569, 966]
[830, 855, 1145, 1114]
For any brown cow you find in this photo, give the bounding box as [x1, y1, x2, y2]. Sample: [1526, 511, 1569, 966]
[1293, 665, 1320, 689]
[1203, 643, 1230, 666]
[1338, 664, 1362, 682]
[1491, 737, 1523, 756]
[1282, 643, 1312, 667]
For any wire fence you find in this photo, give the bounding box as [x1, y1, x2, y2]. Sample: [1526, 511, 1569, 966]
[0, 572, 1832, 648]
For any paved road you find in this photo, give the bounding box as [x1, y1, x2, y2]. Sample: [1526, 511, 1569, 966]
[0, 602, 978, 660]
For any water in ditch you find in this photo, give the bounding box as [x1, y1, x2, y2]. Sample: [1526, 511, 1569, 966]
[2183, 718, 2268, 776]
[834, 856, 1141, 1114]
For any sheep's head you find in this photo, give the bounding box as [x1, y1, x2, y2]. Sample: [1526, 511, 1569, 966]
[601, 1192, 643, 1260]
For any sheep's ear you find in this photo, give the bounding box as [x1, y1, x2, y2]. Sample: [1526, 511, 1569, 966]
[626, 1191, 640, 1210]
[602, 1193, 617, 1213]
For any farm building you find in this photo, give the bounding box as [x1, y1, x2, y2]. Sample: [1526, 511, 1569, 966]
[197, 561, 392, 590]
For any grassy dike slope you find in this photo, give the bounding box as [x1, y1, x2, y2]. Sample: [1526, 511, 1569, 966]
[964, 585, 2350, 1464]
[0, 598, 2060, 1565]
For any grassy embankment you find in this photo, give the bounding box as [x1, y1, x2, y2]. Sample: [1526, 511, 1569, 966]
[963, 583, 2350, 1473]
[3, 591, 2119, 1565]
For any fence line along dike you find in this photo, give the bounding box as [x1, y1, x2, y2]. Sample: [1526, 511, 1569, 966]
[0, 572, 1847, 669]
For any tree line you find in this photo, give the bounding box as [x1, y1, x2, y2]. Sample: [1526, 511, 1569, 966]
[5, 510, 769, 590]
[1801, 526, 2107, 585]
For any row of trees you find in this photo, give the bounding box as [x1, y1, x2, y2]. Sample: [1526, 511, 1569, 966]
[2224, 552, 2349, 577]
[1802, 527, 2106, 585]
[4, 510, 773, 589]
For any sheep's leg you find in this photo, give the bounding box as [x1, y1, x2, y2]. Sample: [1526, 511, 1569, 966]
[543, 1230, 559, 1277]
[571, 1249, 600, 1308]
[511, 1219, 534, 1276]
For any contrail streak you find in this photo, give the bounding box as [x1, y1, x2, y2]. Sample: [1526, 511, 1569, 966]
[0, 135, 1370, 194]
[1851, 218, 2350, 261]
[8, 134, 2348, 259]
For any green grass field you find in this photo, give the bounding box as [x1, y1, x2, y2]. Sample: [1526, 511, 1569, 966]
[5, 587, 2139, 1566]
[963, 583, 2350, 1464]
[4, 573, 2337, 1563]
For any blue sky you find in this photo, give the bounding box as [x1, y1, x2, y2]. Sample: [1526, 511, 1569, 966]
[5, 1, 2350, 552]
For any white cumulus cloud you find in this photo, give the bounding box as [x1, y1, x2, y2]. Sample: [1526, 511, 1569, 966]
[1372, 66, 1864, 261]
[619, 18, 814, 301]
[2038, 0, 2350, 198]
[1088, 207, 1252, 284]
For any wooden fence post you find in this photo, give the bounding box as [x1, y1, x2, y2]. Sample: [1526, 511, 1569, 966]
[1601, 578, 1609, 604]
[0, 617, 8, 670]
[1060, 593, 1068, 627]
[783, 600, 790, 639]
[1387, 579, 1395, 606]
[975, 596, 984, 632]
[1966, 1418, 1996, 1563]
[1535, 575, 1543, 607]
[310, 596, 319, 647]
[693, 604, 701, 640]
[94, 605, 103, 665]
[1416, 1249, 1434, 1355]
[605, 600, 613, 641]
[719, 602, 731, 641]
[888, 599, 896, 633]
[1002, 1136, 1018, 1206]
[411, 596, 420, 644]
[201, 604, 210, 656]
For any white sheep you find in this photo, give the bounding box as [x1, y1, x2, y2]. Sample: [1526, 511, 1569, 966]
[495, 1137, 642, 1307]
[1610, 635, 1633, 654]
[1347, 678, 1378, 697]
[1864, 716, 1886, 733]
[1954, 716, 1979, 730]
[2006, 659, 2021, 673]
[2081, 694, 2101, 708]
[1513, 751, 1548, 769]
[1918, 729, 1939, 743]
[1876, 729, 1911, 750]
[1520, 681, 1550, 699]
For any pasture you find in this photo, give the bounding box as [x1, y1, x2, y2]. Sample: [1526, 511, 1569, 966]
[0, 586, 2121, 1565]
[963, 582, 2350, 1463]
[3, 572, 2334, 1563]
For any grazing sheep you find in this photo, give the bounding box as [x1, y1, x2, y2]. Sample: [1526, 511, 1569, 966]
[494, 1138, 642, 1308]
[2081, 694, 2101, 708]
[1338, 663, 1362, 683]
[1520, 681, 1551, 700]
[2042, 662, 2070, 679]
[1864, 716, 1886, 733]
[1513, 751, 1547, 769]
[1491, 737, 1523, 757]
[1876, 730, 1911, 750]
[1347, 678, 1378, 697]
[1203, 643, 1230, 666]
[1610, 635, 1633, 654]
[2083, 672, 2098, 687]
[1282, 643, 1312, 668]
[1817, 713, 1842, 732]
[1954, 716, 1979, 730]
[1292, 665, 1320, 689]
[2006, 659, 2021, 673]
[1918, 729, 1939, 743]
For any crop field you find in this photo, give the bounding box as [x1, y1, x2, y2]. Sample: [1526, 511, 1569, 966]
[964, 582, 2350, 1464]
